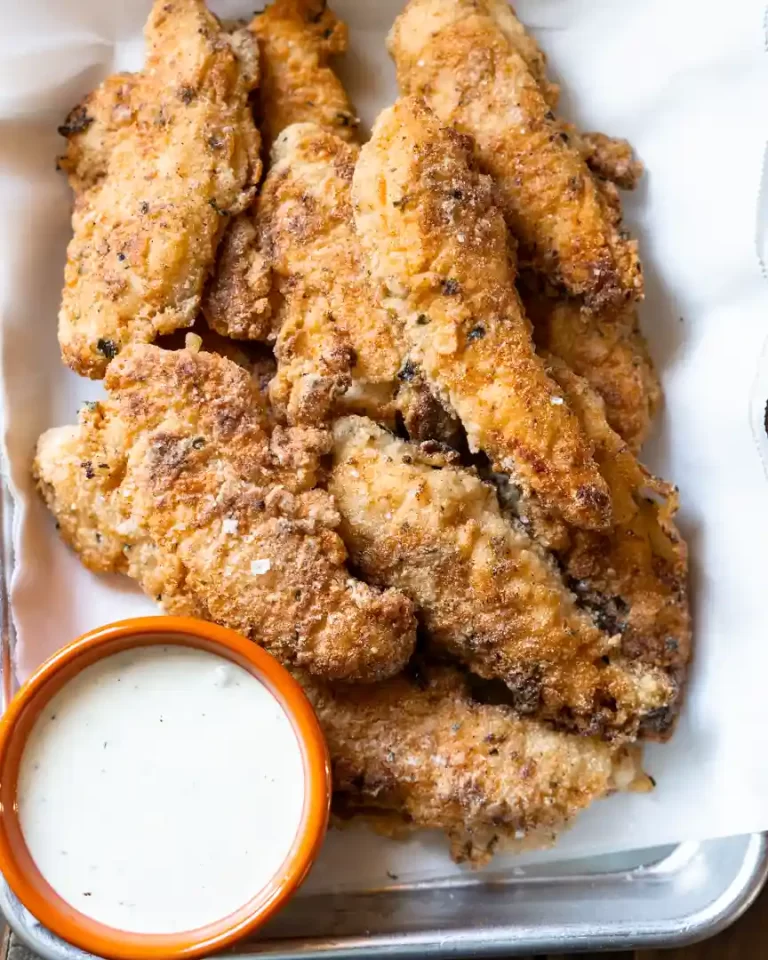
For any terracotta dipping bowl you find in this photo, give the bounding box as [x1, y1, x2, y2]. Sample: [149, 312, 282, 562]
[0, 616, 331, 960]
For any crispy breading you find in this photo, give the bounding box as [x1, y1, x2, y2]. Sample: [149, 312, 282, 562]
[353, 97, 611, 531]
[206, 5, 462, 443]
[250, 0, 359, 150]
[155, 322, 278, 399]
[248, 121, 459, 443]
[202, 215, 274, 341]
[515, 126, 656, 452]
[388, 0, 642, 310]
[57, 0, 262, 379]
[203, 0, 358, 342]
[522, 286, 661, 452]
[56, 73, 138, 195]
[33, 345, 416, 682]
[261, 124, 403, 423]
[541, 359, 690, 739]
[578, 132, 644, 192]
[487, 355, 689, 739]
[480, 0, 559, 109]
[330, 416, 679, 739]
[300, 664, 651, 865]
[484, 1, 644, 193]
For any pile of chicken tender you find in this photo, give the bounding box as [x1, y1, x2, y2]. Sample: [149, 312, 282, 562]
[35, 0, 690, 865]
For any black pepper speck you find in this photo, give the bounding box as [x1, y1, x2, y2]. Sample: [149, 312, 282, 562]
[96, 338, 119, 360]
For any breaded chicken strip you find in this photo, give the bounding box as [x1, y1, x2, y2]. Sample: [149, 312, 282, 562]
[523, 288, 661, 452]
[422, 0, 652, 439]
[301, 665, 650, 865]
[473, 2, 645, 193]
[202, 0, 359, 339]
[500, 14, 649, 420]
[486, 356, 688, 738]
[578, 132, 644, 192]
[330, 416, 679, 739]
[389, 0, 642, 310]
[353, 97, 611, 531]
[33, 345, 416, 682]
[261, 124, 403, 424]
[541, 359, 690, 738]
[250, 0, 359, 150]
[206, 5, 460, 441]
[201, 215, 274, 341]
[517, 127, 656, 451]
[57, 0, 262, 379]
[225, 121, 459, 443]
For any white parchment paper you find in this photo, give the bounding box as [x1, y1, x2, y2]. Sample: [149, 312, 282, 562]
[2, 0, 768, 889]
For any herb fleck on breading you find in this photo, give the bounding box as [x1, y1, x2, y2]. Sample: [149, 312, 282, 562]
[96, 339, 119, 360]
[58, 105, 93, 138]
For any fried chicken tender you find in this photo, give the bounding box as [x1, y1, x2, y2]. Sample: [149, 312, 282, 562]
[202, 215, 274, 341]
[389, 0, 642, 310]
[516, 126, 656, 451]
[205, 4, 460, 442]
[540, 359, 690, 738]
[578, 132, 644, 192]
[260, 124, 402, 423]
[250, 0, 359, 150]
[202, 0, 356, 342]
[523, 288, 661, 452]
[330, 416, 679, 739]
[478, 0, 559, 109]
[300, 664, 650, 864]
[33, 345, 416, 682]
[57, 0, 262, 379]
[202, 0, 360, 340]
[235, 121, 457, 443]
[484, 3, 644, 194]
[353, 97, 611, 531]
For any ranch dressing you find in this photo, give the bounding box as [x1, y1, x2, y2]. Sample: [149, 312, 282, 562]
[17, 644, 305, 934]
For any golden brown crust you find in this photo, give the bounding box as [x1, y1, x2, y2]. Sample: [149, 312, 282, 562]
[388, 0, 642, 310]
[207, 4, 462, 444]
[541, 359, 690, 739]
[522, 284, 661, 452]
[353, 97, 612, 531]
[203, 0, 358, 348]
[484, 0, 560, 108]
[256, 121, 459, 441]
[33, 345, 416, 683]
[57, 73, 138, 195]
[250, 0, 359, 151]
[202, 215, 274, 340]
[578, 132, 644, 191]
[300, 664, 650, 864]
[259, 124, 405, 424]
[57, 0, 262, 379]
[330, 416, 678, 739]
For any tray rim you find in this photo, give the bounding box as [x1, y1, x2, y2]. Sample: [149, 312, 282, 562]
[0, 834, 766, 959]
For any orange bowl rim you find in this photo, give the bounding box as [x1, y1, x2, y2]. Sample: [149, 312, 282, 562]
[0, 616, 331, 960]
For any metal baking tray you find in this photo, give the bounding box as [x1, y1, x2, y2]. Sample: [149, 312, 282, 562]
[1, 837, 766, 958]
[0, 484, 766, 957]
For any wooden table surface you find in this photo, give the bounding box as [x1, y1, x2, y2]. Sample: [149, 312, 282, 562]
[5, 880, 768, 959]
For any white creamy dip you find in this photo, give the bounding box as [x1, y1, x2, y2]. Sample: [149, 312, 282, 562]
[17, 644, 305, 934]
